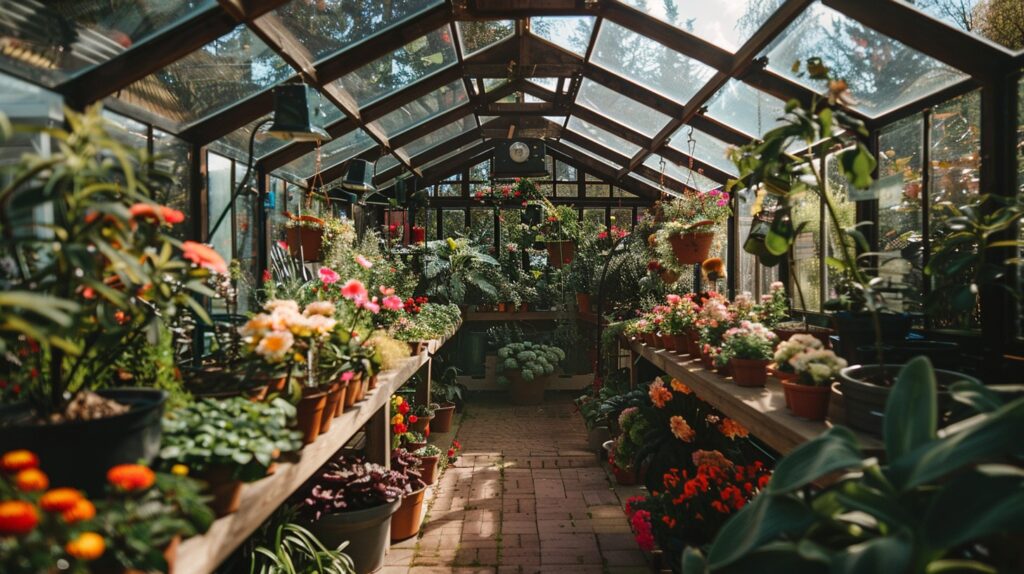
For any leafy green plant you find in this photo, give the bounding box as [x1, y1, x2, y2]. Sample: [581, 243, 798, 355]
[682, 356, 1024, 573]
[421, 238, 499, 304]
[431, 365, 464, 405]
[495, 341, 565, 384]
[249, 523, 355, 574]
[158, 397, 303, 482]
[534, 202, 582, 243]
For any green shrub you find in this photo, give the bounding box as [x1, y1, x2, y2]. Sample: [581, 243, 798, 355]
[495, 341, 565, 384]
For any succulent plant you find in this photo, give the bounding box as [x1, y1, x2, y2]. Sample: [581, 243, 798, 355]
[495, 341, 566, 383]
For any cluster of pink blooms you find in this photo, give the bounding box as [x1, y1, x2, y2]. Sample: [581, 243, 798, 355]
[706, 188, 730, 207]
[628, 508, 655, 551]
[318, 263, 402, 315]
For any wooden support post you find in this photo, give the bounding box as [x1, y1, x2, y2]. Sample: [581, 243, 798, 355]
[416, 355, 433, 407]
[629, 348, 639, 389]
[365, 405, 390, 469]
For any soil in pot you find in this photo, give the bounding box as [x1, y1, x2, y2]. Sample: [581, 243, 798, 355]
[668, 232, 714, 265]
[730, 358, 770, 387]
[546, 240, 576, 268]
[781, 381, 831, 421]
[418, 455, 440, 485]
[0, 389, 166, 494]
[431, 403, 456, 433]
[391, 486, 427, 542]
[320, 382, 344, 434]
[507, 372, 547, 406]
[296, 387, 328, 445]
[311, 498, 401, 574]
[198, 465, 244, 517]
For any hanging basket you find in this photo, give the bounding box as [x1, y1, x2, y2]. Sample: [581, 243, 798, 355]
[668, 232, 714, 265]
[285, 226, 324, 262]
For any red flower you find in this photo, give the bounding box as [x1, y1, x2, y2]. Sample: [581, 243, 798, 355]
[0, 501, 38, 536]
[129, 203, 184, 225]
[182, 241, 228, 274]
[447, 449, 455, 457]
[408, 415, 418, 424]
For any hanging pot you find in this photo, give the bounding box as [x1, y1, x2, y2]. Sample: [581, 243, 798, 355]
[668, 232, 714, 265]
[545, 240, 576, 268]
[285, 226, 323, 262]
[730, 358, 770, 387]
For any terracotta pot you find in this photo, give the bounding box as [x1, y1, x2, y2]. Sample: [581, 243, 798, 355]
[611, 464, 637, 486]
[507, 371, 547, 406]
[661, 333, 676, 351]
[297, 387, 328, 445]
[333, 380, 350, 417]
[519, 303, 529, 312]
[344, 375, 361, 408]
[730, 358, 770, 387]
[668, 232, 714, 265]
[716, 360, 731, 377]
[320, 383, 343, 434]
[391, 486, 427, 542]
[766, 363, 798, 383]
[497, 302, 507, 312]
[781, 381, 832, 421]
[431, 403, 456, 433]
[417, 455, 440, 485]
[410, 414, 433, 435]
[285, 226, 323, 262]
[545, 240, 576, 268]
[699, 350, 714, 369]
[265, 376, 288, 393]
[670, 334, 690, 355]
[576, 292, 591, 312]
[404, 439, 427, 451]
[198, 466, 243, 517]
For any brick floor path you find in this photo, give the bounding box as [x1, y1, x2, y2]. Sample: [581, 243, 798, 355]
[382, 392, 649, 574]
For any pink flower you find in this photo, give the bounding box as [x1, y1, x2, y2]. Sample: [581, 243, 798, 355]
[340, 371, 354, 382]
[318, 267, 340, 285]
[360, 297, 380, 314]
[355, 254, 373, 269]
[379, 285, 395, 296]
[383, 295, 403, 311]
[666, 294, 681, 305]
[341, 279, 367, 300]
[277, 241, 288, 250]
[716, 199, 728, 207]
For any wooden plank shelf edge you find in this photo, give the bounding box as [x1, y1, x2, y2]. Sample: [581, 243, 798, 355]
[175, 331, 455, 574]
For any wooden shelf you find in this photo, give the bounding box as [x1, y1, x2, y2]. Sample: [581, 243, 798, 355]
[629, 340, 882, 456]
[175, 333, 453, 574]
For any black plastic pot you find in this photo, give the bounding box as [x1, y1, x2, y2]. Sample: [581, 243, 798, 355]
[834, 312, 912, 363]
[0, 389, 167, 493]
[310, 498, 401, 574]
[854, 341, 961, 372]
[838, 365, 979, 436]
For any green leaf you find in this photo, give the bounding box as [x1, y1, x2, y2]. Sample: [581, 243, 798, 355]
[925, 560, 998, 573]
[833, 480, 910, 531]
[839, 144, 877, 190]
[818, 108, 833, 138]
[829, 532, 912, 574]
[949, 379, 1003, 413]
[768, 426, 864, 494]
[706, 494, 816, 569]
[681, 547, 707, 574]
[922, 465, 1024, 549]
[884, 357, 937, 460]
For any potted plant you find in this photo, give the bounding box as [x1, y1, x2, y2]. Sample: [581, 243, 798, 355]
[780, 348, 847, 421]
[420, 237, 499, 305]
[534, 201, 581, 268]
[407, 402, 436, 436]
[430, 365, 463, 432]
[158, 397, 303, 516]
[654, 191, 731, 265]
[402, 431, 427, 452]
[496, 341, 565, 405]
[0, 106, 224, 493]
[282, 215, 354, 263]
[249, 522, 355, 574]
[389, 448, 427, 542]
[301, 455, 407, 574]
[768, 334, 824, 384]
[610, 407, 650, 485]
[412, 444, 443, 485]
[695, 295, 736, 368]
[716, 322, 776, 387]
[663, 294, 699, 355]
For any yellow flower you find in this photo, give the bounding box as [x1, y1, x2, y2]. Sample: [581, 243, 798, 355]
[391, 414, 404, 425]
[446, 237, 457, 250]
[66, 532, 105, 561]
[394, 396, 404, 405]
[171, 464, 189, 477]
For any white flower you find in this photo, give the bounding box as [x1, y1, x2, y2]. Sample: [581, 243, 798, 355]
[255, 330, 294, 362]
[264, 299, 300, 314]
[304, 301, 336, 317]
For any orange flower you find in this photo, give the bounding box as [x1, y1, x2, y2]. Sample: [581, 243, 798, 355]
[701, 257, 725, 282]
[129, 203, 185, 225]
[1, 450, 39, 473]
[0, 500, 38, 536]
[719, 418, 749, 440]
[66, 532, 105, 561]
[670, 379, 692, 395]
[670, 416, 696, 443]
[40, 488, 83, 512]
[648, 377, 673, 408]
[182, 241, 228, 274]
[106, 464, 155, 492]
[14, 468, 49, 492]
[62, 499, 96, 524]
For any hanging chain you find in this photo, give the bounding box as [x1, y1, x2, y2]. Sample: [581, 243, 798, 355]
[305, 138, 324, 212]
[684, 126, 696, 193]
[658, 156, 668, 200]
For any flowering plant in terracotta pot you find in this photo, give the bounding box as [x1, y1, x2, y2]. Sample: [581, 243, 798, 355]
[654, 191, 732, 266]
[716, 322, 776, 387]
[770, 334, 825, 381]
[782, 348, 847, 421]
[695, 293, 736, 364]
[753, 281, 789, 328]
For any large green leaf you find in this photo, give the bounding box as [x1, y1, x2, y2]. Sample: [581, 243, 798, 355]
[949, 379, 1004, 413]
[768, 426, 864, 494]
[833, 480, 909, 532]
[839, 144, 877, 190]
[884, 357, 937, 460]
[681, 547, 707, 574]
[719, 542, 829, 574]
[706, 493, 816, 569]
[922, 465, 1024, 549]
[829, 531, 912, 574]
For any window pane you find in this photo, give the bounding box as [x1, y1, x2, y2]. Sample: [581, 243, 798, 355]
[118, 26, 292, 126]
[469, 159, 490, 181]
[367, 80, 469, 137]
[824, 153, 856, 305]
[585, 184, 609, 198]
[667, 126, 738, 177]
[399, 114, 475, 159]
[530, 16, 595, 57]
[441, 209, 466, 237]
[152, 129, 191, 240]
[791, 186, 821, 312]
[457, 20, 513, 56]
[280, 128, 375, 179]
[420, 140, 483, 171]
[619, 0, 785, 52]
[234, 166, 257, 313]
[529, 77, 558, 92]
[437, 182, 461, 197]
[426, 208, 438, 239]
[469, 208, 495, 245]
[332, 26, 458, 109]
[0, 0, 216, 86]
[555, 160, 577, 181]
[559, 139, 621, 169]
[566, 116, 641, 158]
[264, 0, 444, 63]
[575, 78, 671, 137]
[762, 2, 968, 117]
[705, 79, 788, 138]
[102, 110, 148, 153]
[610, 207, 633, 229]
[591, 20, 716, 103]
[583, 208, 605, 227]
[642, 154, 721, 192]
[877, 114, 925, 315]
[899, 0, 1024, 53]
[207, 153, 234, 308]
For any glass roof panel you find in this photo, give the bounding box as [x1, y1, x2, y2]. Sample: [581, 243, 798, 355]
[762, 1, 969, 117]
[558, 140, 620, 169]
[590, 20, 717, 103]
[575, 78, 671, 137]
[280, 128, 375, 179]
[618, 0, 785, 53]
[705, 79, 787, 138]
[667, 126, 737, 177]
[0, 70, 61, 120]
[263, 0, 444, 64]
[529, 77, 558, 92]
[0, 0, 215, 87]
[630, 172, 683, 198]
[399, 114, 476, 159]
[566, 116, 642, 157]
[457, 20, 513, 56]
[367, 80, 469, 137]
[421, 141, 486, 171]
[116, 25, 293, 127]
[478, 116, 499, 125]
[898, 0, 1023, 54]
[212, 97, 344, 163]
[483, 78, 507, 92]
[332, 26, 458, 109]
[376, 153, 400, 174]
[643, 154, 722, 191]
[530, 16, 596, 57]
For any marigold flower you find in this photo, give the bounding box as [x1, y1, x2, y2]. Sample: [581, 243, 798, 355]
[63, 499, 96, 524]
[670, 379, 692, 394]
[669, 416, 696, 443]
[1, 450, 39, 473]
[719, 418, 749, 440]
[182, 241, 228, 274]
[0, 500, 38, 535]
[66, 532, 105, 561]
[40, 488, 83, 512]
[171, 464, 190, 477]
[14, 468, 48, 492]
[107, 464, 155, 491]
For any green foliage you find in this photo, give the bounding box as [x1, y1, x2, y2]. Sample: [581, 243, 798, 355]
[249, 523, 355, 574]
[612, 406, 650, 470]
[392, 303, 462, 342]
[495, 341, 565, 383]
[534, 201, 582, 243]
[431, 364, 464, 405]
[158, 397, 303, 482]
[684, 357, 1024, 574]
[420, 238, 499, 304]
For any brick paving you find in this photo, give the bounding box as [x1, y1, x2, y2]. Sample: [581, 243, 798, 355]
[382, 392, 649, 574]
